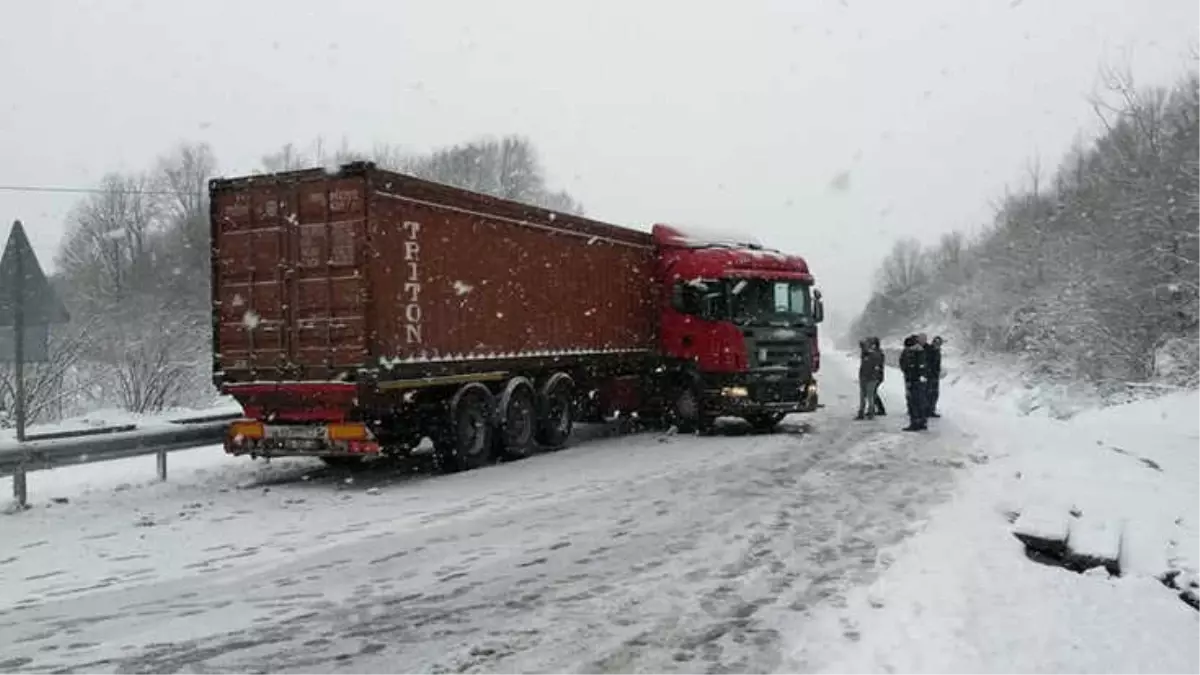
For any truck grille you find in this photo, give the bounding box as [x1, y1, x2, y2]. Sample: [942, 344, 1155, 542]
[756, 381, 794, 402]
[755, 340, 809, 369]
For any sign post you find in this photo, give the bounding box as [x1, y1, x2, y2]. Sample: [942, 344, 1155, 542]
[13, 230, 25, 442]
[1, 220, 69, 506]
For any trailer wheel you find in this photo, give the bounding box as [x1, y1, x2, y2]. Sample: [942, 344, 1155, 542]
[671, 385, 715, 435]
[497, 378, 537, 460]
[437, 383, 495, 473]
[536, 374, 574, 449]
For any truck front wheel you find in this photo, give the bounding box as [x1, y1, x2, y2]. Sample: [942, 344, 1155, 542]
[437, 383, 496, 473]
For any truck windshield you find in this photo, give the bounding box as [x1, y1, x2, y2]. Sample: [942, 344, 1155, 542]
[673, 278, 811, 324]
[729, 279, 811, 325]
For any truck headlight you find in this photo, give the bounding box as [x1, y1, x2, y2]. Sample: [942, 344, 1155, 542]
[721, 386, 750, 398]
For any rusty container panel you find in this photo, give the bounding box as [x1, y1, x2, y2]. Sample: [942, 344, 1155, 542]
[211, 169, 372, 383]
[366, 170, 658, 372]
[212, 163, 658, 387]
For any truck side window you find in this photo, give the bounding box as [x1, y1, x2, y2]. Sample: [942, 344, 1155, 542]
[673, 279, 728, 320]
[703, 287, 728, 320]
[672, 281, 705, 316]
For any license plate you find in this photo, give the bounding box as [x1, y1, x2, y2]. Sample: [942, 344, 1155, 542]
[264, 425, 326, 440]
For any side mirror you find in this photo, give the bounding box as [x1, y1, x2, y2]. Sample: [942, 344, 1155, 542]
[813, 288, 825, 324]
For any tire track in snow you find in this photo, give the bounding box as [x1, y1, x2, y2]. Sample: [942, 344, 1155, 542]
[0, 362, 976, 674]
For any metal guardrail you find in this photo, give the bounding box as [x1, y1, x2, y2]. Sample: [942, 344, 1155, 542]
[24, 424, 138, 443]
[1, 413, 240, 509]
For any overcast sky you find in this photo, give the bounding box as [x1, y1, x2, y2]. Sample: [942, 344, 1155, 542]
[1, 0, 1196, 311]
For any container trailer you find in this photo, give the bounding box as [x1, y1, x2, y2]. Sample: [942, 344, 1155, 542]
[212, 162, 823, 471]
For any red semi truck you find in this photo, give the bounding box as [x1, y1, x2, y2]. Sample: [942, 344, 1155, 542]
[212, 163, 824, 471]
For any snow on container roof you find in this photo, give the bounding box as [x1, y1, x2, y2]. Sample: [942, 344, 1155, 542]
[651, 223, 764, 250]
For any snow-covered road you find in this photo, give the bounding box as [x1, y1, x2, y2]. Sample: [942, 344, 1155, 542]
[0, 355, 975, 673]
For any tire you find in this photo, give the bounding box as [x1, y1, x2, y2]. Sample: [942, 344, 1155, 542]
[746, 413, 786, 432]
[536, 374, 574, 449]
[671, 385, 715, 435]
[497, 379, 537, 460]
[436, 383, 495, 473]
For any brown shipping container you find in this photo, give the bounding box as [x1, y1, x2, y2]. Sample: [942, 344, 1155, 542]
[210, 163, 659, 386]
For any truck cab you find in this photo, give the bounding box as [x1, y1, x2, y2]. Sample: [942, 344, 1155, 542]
[653, 224, 823, 431]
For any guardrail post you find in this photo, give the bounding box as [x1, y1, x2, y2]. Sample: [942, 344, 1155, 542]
[156, 448, 167, 481]
[12, 463, 27, 509]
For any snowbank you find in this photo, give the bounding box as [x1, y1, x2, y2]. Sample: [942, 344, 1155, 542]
[787, 350, 1199, 673]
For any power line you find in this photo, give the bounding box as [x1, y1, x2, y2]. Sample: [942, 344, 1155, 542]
[0, 185, 203, 197]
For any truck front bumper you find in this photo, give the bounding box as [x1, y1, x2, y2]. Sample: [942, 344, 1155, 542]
[701, 371, 818, 417]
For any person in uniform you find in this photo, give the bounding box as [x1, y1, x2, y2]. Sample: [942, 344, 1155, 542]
[899, 334, 927, 431]
[925, 335, 944, 418]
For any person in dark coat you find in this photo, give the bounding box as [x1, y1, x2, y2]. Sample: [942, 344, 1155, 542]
[871, 337, 887, 416]
[898, 334, 927, 431]
[925, 335, 944, 417]
[856, 337, 885, 420]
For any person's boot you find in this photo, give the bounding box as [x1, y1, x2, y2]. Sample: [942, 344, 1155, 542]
[929, 411, 941, 418]
[902, 423, 920, 431]
[854, 413, 865, 420]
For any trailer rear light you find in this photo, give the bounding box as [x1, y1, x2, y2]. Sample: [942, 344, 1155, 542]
[346, 439, 382, 454]
[230, 420, 265, 440]
[327, 422, 371, 442]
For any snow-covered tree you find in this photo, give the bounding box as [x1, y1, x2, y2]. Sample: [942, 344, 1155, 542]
[851, 66, 1199, 392]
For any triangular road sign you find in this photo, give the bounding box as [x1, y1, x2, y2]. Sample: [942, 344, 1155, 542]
[0, 220, 69, 327]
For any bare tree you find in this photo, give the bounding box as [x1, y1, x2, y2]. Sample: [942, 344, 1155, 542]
[874, 238, 930, 297]
[56, 172, 161, 308]
[404, 135, 586, 214]
[261, 142, 308, 173]
[155, 142, 216, 286]
[0, 322, 93, 427]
